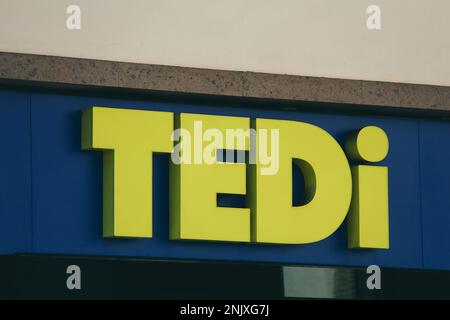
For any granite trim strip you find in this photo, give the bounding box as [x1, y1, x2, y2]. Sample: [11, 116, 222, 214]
[0, 51, 449, 112]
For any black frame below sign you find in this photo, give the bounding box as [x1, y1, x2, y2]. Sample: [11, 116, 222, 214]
[0, 254, 449, 300]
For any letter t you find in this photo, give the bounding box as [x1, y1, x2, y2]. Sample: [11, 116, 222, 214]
[82, 107, 173, 238]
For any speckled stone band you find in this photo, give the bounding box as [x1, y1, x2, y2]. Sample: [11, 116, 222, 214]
[0, 51, 449, 113]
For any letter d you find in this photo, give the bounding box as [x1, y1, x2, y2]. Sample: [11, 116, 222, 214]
[249, 119, 352, 244]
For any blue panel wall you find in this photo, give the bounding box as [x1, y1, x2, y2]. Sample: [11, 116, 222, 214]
[0, 88, 449, 270]
[419, 121, 450, 270]
[0, 90, 31, 253]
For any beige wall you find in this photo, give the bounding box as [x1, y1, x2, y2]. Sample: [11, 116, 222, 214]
[0, 0, 449, 86]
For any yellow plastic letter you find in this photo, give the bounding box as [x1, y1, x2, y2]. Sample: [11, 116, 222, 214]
[170, 113, 250, 242]
[82, 107, 173, 238]
[346, 126, 389, 249]
[249, 119, 352, 244]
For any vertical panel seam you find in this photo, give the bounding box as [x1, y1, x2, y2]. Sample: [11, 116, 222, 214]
[417, 120, 425, 269]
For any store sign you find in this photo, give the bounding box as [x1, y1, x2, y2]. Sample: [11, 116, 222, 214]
[82, 107, 389, 249]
